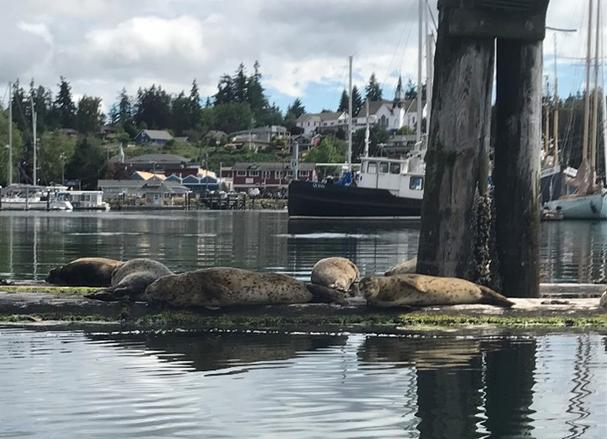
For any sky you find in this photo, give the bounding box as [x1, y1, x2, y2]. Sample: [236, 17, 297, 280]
[0, 0, 599, 116]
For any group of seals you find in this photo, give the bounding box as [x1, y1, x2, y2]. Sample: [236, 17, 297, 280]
[45, 255, 515, 309]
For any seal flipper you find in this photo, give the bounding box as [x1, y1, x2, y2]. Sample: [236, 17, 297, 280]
[306, 283, 347, 305]
[478, 285, 515, 308]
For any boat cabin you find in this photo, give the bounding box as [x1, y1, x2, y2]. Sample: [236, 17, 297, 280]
[358, 157, 425, 199]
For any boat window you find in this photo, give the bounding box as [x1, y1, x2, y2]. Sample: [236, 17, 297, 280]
[367, 162, 377, 174]
[390, 163, 401, 174]
[409, 176, 424, 190]
[379, 162, 389, 174]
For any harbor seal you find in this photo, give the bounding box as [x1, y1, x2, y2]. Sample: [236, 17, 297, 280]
[87, 258, 173, 301]
[310, 257, 360, 301]
[360, 273, 514, 308]
[46, 257, 123, 287]
[384, 257, 417, 276]
[144, 267, 313, 308]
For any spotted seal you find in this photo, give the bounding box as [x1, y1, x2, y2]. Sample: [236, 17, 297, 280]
[384, 257, 417, 276]
[46, 257, 123, 287]
[87, 258, 173, 301]
[144, 267, 313, 308]
[360, 273, 514, 308]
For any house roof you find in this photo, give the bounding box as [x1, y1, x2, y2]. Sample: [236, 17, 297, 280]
[232, 162, 315, 171]
[297, 113, 321, 123]
[132, 171, 166, 181]
[355, 99, 420, 118]
[126, 154, 190, 164]
[319, 112, 346, 122]
[97, 179, 189, 193]
[139, 129, 174, 141]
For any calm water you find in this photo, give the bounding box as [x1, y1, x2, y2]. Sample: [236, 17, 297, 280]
[0, 328, 605, 438]
[1, 210, 607, 283]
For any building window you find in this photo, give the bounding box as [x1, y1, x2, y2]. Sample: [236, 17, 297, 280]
[298, 170, 308, 177]
[409, 176, 424, 190]
[390, 163, 401, 174]
[236, 170, 246, 177]
[262, 171, 271, 178]
[379, 162, 389, 174]
[249, 170, 260, 177]
[367, 162, 377, 174]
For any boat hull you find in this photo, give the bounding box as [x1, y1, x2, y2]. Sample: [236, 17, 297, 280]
[545, 192, 607, 219]
[287, 181, 422, 218]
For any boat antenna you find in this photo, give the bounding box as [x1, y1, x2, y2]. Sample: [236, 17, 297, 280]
[7, 82, 13, 185]
[347, 55, 353, 171]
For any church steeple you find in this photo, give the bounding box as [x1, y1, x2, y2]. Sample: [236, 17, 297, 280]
[393, 76, 404, 108]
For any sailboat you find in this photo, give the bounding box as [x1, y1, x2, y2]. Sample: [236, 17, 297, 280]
[545, 0, 607, 219]
[288, 1, 431, 218]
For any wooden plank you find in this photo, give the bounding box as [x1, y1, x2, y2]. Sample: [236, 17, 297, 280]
[417, 10, 495, 278]
[493, 39, 543, 297]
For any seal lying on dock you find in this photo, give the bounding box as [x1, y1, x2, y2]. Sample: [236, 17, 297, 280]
[144, 267, 313, 308]
[87, 258, 173, 301]
[360, 273, 514, 308]
[308, 257, 360, 303]
[46, 257, 123, 287]
[384, 257, 417, 276]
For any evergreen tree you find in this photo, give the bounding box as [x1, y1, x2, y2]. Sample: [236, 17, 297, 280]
[109, 88, 136, 137]
[212, 103, 253, 133]
[10, 81, 30, 135]
[214, 74, 235, 105]
[284, 98, 305, 132]
[351, 86, 363, 116]
[337, 90, 349, 113]
[233, 63, 248, 104]
[404, 79, 417, 100]
[0, 108, 24, 185]
[171, 91, 191, 135]
[65, 136, 105, 189]
[52, 77, 76, 128]
[76, 96, 104, 134]
[30, 82, 53, 132]
[189, 79, 202, 129]
[365, 73, 383, 101]
[134, 84, 171, 129]
[247, 61, 268, 118]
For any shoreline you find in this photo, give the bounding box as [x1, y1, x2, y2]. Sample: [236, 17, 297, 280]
[1, 285, 605, 333]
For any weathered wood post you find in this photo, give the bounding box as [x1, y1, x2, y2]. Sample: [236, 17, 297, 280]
[418, 0, 549, 298]
[494, 38, 545, 297]
[417, 1, 495, 277]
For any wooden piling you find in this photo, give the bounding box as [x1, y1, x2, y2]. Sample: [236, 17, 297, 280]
[417, 10, 494, 278]
[493, 39, 542, 298]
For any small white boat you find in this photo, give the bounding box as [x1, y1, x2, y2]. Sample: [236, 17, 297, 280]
[0, 185, 73, 211]
[545, 190, 607, 220]
[55, 191, 110, 211]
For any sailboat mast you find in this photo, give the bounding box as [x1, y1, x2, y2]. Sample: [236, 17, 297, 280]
[416, 0, 423, 146]
[31, 93, 37, 186]
[364, 99, 370, 158]
[8, 82, 12, 185]
[347, 55, 353, 170]
[553, 34, 559, 164]
[591, 0, 601, 174]
[583, 0, 594, 164]
[425, 0, 433, 139]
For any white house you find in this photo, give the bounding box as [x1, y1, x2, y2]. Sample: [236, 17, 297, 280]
[354, 98, 421, 132]
[296, 111, 348, 136]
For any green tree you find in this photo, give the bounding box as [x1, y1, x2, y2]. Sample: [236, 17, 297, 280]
[365, 73, 383, 101]
[214, 74, 235, 105]
[109, 88, 136, 137]
[30, 82, 53, 132]
[304, 136, 346, 163]
[211, 103, 253, 133]
[247, 61, 269, 119]
[11, 81, 30, 135]
[76, 96, 105, 134]
[352, 125, 390, 160]
[337, 90, 349, 112]
[233, 63, 248, 104]
[0, 109, 24, 185]
[65, 136, 105, 189]
[404, 79, 416, 100]
[171, 91, 191, 135]
[52, 76, 76, 128]
[38, 130, 76, 184]
[284, 98, 306, 132]
[351, 86, 363, 116]
[134, 85, 171, 129]
[189, 79, 202, 130]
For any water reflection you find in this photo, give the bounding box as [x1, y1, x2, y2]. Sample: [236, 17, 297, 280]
[2, 210, 607, 283]
[0, 329, 605, 438]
